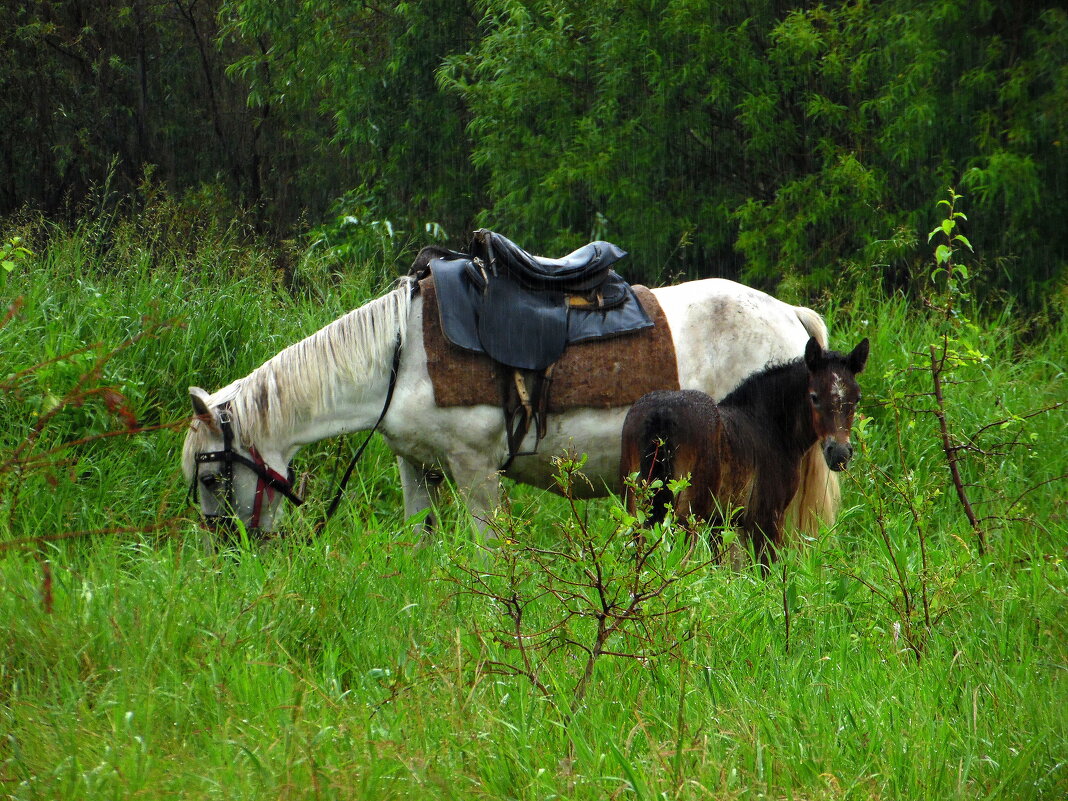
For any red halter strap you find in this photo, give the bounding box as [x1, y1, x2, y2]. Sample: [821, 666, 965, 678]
[247, 445, 291, 530]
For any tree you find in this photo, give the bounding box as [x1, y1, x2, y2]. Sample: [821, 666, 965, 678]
[441, 1, 1067, 298]
[222, 0, 482, 235]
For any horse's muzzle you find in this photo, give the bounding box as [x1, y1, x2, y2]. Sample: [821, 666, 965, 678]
[202, 515, 262, 545]
[823, 441, 854, 472]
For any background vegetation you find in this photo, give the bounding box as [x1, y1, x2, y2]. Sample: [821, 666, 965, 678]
[2, 1, 1065, 798]
[3, 1, 1066, 300]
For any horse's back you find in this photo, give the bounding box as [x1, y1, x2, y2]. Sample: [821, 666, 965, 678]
[651, 279, 825, 399]
[621, 389, 720, 467]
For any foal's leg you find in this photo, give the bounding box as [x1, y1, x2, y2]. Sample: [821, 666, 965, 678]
[744, 506, 786, 577]
[397, 456, 442, 543]
[666, 420, 724, 553]
[671, 443, 717, 547]
[618, 424, 643, 518]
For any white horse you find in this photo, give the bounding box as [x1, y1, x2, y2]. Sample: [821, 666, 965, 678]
[182, 276, 839, 537]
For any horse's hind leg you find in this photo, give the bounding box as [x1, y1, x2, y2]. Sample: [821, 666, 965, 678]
[398, 456, 443, 543]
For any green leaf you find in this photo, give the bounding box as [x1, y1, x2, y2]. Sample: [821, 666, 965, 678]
[953, 234, 973, 251]
[941, 219, 956, 235]
[935, 244, 952, 265]
[2, 260, 14, 272]
[40, 392, 61, 415]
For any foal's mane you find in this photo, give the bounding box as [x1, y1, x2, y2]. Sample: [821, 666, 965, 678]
[720, 357, 807, 410]
[185, 279, 414, 459]
[721, 348, 856, 411]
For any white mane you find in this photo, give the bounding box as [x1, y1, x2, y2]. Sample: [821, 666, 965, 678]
[183, 279, 413, 473]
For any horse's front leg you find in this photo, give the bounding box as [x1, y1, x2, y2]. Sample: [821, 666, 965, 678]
[397, 456, 443, 543]
[446, 450, 504, 542]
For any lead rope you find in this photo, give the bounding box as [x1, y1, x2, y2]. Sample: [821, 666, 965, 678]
[315, 334, 404, 533]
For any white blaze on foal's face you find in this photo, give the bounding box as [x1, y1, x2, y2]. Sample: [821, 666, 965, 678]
[830, 372, 847, 406]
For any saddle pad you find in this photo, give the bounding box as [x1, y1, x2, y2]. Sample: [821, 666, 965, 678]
[420, 277, 680, 411]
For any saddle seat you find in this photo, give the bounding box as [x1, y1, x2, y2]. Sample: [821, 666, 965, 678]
[475, 229, 626, 293]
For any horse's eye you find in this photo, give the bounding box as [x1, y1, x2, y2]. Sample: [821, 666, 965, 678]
[809, 392, 820, 406]
[201, 474, 220, 491]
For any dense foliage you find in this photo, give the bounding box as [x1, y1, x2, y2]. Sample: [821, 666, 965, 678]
[3, 1, 1066, 298]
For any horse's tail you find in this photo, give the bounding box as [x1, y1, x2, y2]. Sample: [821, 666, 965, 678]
[794, 304, 829, 348]
[621, 400, 679, 525]
[785, 303, 840, 539]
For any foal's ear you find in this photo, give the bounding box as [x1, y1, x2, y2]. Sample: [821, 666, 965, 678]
[804, 337, 824, 371]
[847, 338, 870, 374]
[189, 386, 220, 432]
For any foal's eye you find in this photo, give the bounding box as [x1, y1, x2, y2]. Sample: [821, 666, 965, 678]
[809, 392, 820, 406]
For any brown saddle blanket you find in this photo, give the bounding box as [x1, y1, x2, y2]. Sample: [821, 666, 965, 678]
[420, 276, 680, 410]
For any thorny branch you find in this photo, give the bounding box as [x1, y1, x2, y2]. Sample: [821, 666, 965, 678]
[2, 313, 181, 553]
[930, 340, 985, 554]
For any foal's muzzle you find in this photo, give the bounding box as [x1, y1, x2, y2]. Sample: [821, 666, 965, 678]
[823, 440, 854, 472]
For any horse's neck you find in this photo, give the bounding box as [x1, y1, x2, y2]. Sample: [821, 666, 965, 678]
[232, 326, 401, 457]
[725, 364, 815, 457]
[277, 362, 394, 451]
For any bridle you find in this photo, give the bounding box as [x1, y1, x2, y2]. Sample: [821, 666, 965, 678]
[189, 331, 404, 534]
[191, 403, 304, 531]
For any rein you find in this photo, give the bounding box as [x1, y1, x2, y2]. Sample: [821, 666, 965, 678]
[318, 334, 403, 528]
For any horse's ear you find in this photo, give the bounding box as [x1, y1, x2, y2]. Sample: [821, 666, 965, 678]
[804, 337, 824, 371]
[848, 338, 870, 374]
[189, 387, 219, 432]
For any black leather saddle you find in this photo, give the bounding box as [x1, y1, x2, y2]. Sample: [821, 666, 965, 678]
[413, 229, 653, 466]
[429, 229, 652, 371]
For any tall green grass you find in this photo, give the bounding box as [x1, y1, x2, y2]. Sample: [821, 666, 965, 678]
[1, 213, 1065, 799]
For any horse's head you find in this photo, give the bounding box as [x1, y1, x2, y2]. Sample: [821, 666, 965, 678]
[804, 337, 869, 471]
[182, 386, 302, 538]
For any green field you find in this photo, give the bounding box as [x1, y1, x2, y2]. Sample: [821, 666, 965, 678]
[1, 218, 1065, 799]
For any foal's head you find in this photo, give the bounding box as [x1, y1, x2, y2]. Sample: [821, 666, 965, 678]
[804, 337, 869, 471]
